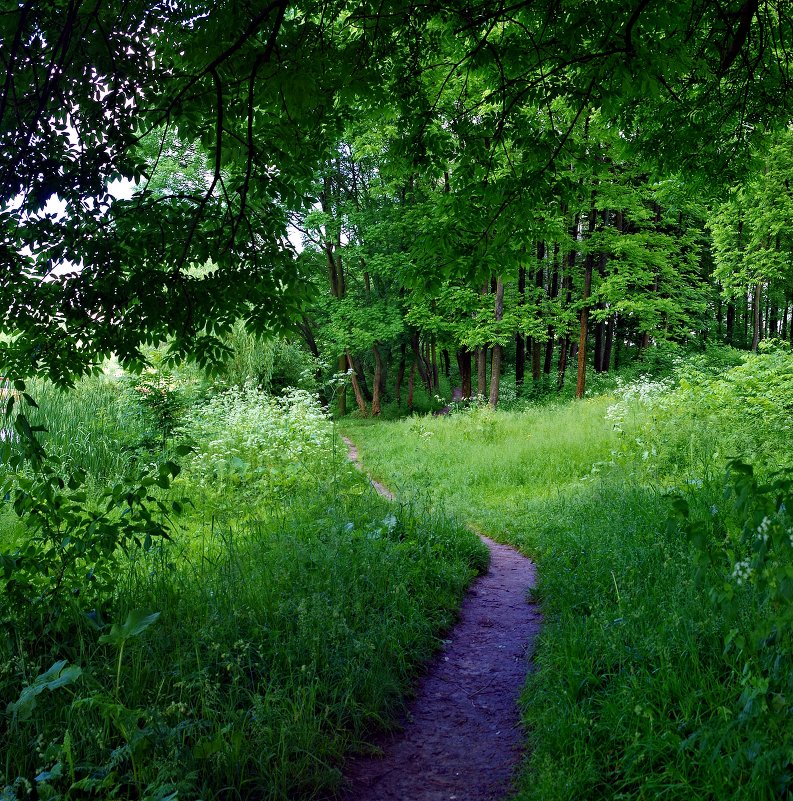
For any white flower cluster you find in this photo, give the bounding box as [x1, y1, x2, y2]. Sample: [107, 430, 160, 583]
[606, 375, 674, 433]
[178, 384, 334, 493]
[756, 516, 772, 544]
[732, 558, 753, 585]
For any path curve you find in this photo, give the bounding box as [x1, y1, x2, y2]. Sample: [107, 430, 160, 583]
[339, 435, 541, 801]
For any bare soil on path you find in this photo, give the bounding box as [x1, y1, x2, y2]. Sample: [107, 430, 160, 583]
[339, 436, 541, 801]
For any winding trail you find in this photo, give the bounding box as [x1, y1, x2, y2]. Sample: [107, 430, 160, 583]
[340, 436, 541, 801]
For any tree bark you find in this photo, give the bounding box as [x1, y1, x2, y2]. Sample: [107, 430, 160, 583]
[516, 266, 526, 387]
[544, 244, 560, 375]
[532, 241, 544, 383]
[752, 282, 762, 351]
[371, 344, 383, 416]
[407, 360, 416, 413]
[410, 331, 432, 391]
[576, 199, 597, 399]
[457, 348, 472, 399]
[489, 277, 505, 407]
[576, 261, 592, 399]
[431, 336, 439, 389]
[395, 343, 406, 405]
[346, 352, 368, 415]
[442, 348, 451, 379]
[477, 346, 487, 397]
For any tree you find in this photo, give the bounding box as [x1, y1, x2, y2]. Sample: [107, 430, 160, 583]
[1, 1, 790, 385]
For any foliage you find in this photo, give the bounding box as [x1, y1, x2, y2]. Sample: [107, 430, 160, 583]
[1, 372, 487, 801]
[177, 385, 336, 502]
[344, 354, 793, 799]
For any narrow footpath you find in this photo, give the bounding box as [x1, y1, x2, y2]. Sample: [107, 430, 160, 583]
[340, 436, 541, 801]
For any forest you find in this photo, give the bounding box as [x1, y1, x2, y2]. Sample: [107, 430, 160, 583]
[1, 1, 793, 799]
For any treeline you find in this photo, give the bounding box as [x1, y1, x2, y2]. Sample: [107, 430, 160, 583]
[292, 124, 793, 413]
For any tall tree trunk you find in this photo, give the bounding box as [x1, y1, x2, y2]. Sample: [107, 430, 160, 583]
[516, 266, 526, 387]
[371, 345, 383, 416]
[489, 277, 505, 407]
[752, 282, 762, 351]
[576, 260, 593, 399]
[346, 352, 368, 415]
[410, 331, 432, 391]
[353, 356, 372, 401]
[544, 244, 560, 375]
[457, 348, 472, 399]
[477, 346, 487, 396]
[532, 241, 544, 383]
[395, 344, 406, 406]
[442, 348, 450, 379]
[576, 199, 597, 399]
[770, 302, 779, 338]
[407, 361, 416, 413]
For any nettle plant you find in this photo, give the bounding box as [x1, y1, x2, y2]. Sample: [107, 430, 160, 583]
[675, 460, 793, 727]
[177, 385, 336, 499]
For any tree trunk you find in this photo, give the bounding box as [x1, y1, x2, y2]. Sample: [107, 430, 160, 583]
[544, 243, 560, 375]
[516, 266, 526, 387]
[346, 352, 368, 415]
[371, 345, 383, 416]
[410, 331, 432, 391]
[442, 348, 451, 378]
[353, 356, 372, 402]
[576, 199, 597, 399]
[489, 277, 505, 407]
[457, 348, 472, 399]
[576, 260, 592, 399]
[752, 282, 762, 351]
[532, 241, 544, 383]
[395, 344, 406, 406]
[477, 346, 487, 396]
[407, 361, 416, 413]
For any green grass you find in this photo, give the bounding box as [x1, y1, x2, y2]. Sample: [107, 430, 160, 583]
[0, 380, 488, 801]
[343, 397, 616, 542]
[342, 368, 793, 801]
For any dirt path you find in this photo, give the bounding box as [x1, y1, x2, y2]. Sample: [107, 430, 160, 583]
[339, 436, 541, 801]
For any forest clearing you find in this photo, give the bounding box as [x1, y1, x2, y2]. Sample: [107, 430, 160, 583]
[2, 2, 793, 800]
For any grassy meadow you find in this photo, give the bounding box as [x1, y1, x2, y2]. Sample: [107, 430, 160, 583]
[2, 342, 792, 800]
[0, 366, 487, 801]
[344, 344, 793, 800]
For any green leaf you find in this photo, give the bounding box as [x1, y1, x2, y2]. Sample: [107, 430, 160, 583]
[98, 609, 160, 647]
[6, 661, 82, 721]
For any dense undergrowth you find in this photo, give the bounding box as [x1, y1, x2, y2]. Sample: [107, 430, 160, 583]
[0, 368, 487, 801]
[345, 343, 793, 800]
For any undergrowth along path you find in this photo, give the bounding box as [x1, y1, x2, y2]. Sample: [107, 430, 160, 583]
[340, 435, 541, 801]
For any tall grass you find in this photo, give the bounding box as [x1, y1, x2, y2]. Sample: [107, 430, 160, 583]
[1, 376, 488, 801]
[344, 348, 793, 800]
